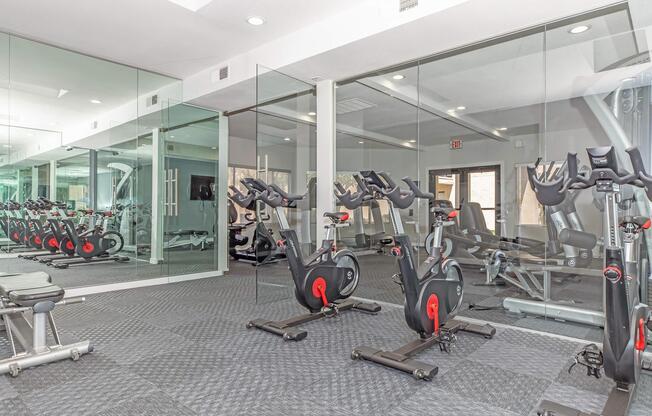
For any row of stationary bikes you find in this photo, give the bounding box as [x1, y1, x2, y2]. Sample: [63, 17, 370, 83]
[1, 197, 128, 269]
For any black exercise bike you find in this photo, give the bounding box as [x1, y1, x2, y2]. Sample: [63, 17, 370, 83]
[346, 171, 495, 380]
[529, 146, 651, 416]
[243, 177, 380, 341]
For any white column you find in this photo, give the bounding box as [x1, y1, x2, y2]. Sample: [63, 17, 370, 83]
[217, 113, 229, 272]
[150, 128, 164, 264]
[31, 166, 39, 200]
[316, 79, 336, 243]
[49, 160, 56, 200]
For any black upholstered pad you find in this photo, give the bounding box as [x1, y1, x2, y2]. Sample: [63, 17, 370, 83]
[0, 272, 64, 306]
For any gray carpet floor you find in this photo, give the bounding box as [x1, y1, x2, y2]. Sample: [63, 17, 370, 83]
[0, 248, 218, 288]
[0, 261, 649, 415]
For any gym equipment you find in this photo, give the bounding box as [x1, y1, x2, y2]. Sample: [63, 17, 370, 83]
[0, 272, 93, 376]
[228, 179, 286, 266]
[46, 211, 128, 269]
[529, 146, 651, 416]
[164, 229, 210, 250]
[245, 177, 380, 341]
[228, 199, 253, 251]
[348, 171, 495, 380]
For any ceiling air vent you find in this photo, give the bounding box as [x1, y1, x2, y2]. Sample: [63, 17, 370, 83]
[91, 121, 98, 130]
[336, 98, 377, 115]
[399, 0, 418, 12]
[167, 144, 175, 152]
[147, 94, 159, 107]
[219, 66, 229, 80]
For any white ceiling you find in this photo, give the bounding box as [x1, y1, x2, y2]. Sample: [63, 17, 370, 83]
[0, 0, 361, 79]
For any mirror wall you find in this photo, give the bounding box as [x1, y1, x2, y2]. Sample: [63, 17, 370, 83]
[335, 2, 652, 341]
[0, 32, 227, 288]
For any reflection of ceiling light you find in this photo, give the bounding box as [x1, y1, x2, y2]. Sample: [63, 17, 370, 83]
[90, 99, 102, 104]
[284, 137, 291, 141]
[2, 144, 11, 148]
[57, 89, 69, 98]
[447, 109, 456, 114]
[392, 74, 405, 80]
[569, 25, 590, 34]
[308, 112, 316, 116]
[358, 141, 364, 144]
[497, 127, 508, 131]
[170, 135, 175, 138]
[456, 106, 466, 110]
[211, 146, 217, 150]
[622, 77, 636, 82]
[409, 139, 417, 143]
[167, 0, 213, 12]
[247, 16, 265, 26]
[403, 142, 412, 147]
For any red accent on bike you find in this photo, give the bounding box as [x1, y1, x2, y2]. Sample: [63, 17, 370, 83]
[635, 318, 647, 351]
[426, 294, 440, 334]
[603, 266, 622, 281]
[34, 236, 41, 245]
[12, 232, 18, 240]
[391, 247, 402, 257]
[643, 219, 651, 230]
[311, 277, 328, 306]
[48, 238, 59, 248]
[82, 242, 94, 254]
[448, 211, 458, 219]
[340, 213, 349, 222]
[66, 241, 74, 250]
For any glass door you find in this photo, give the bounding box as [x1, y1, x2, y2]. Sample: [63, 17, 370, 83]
[429, 165, 501, 234]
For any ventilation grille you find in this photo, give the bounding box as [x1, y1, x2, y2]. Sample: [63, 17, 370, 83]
[147, 94, 159, 107]
[336, 98, 377, 115]
[219, 66, 229, 80]
[399, 0, 418, 12]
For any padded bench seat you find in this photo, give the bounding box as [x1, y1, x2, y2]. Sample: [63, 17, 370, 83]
[0, 272, 64, 306]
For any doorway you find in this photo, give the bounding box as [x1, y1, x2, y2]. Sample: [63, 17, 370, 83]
[428, 164, 501, 235]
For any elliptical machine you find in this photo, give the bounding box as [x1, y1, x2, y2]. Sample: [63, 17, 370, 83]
[244, 177, 380, 341]
[528, 146, 651, 416]
[348, 171, 495, 380]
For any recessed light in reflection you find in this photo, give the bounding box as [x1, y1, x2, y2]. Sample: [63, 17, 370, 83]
[358, 141, 364, 144]
[622, 77, 636, 82]
[90, 99, 102, 104]
[569, 25, 590, 34]
[498, 127, 508, 131]
[211, 146, 217, 150]
[284, 137, 291, 141]
[247, 16, 265, 26]
[308, 112, 316, 116]
[456, 106, 466, 111]
[392, 74, 405, 80]
[409, 139, 416, 143]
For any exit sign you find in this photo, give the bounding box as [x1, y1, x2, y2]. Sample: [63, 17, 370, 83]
[450, 138, 463, 150]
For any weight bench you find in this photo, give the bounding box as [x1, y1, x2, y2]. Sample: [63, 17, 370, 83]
[0, 272, 93, 376]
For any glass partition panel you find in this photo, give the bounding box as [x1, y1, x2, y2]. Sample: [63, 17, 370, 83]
[542, 10, 652, 339]
[56, 151, 90, 210]
[254, 66, 316, 305]
[335, 66, 419, 305]
[162, 102, 220, 276]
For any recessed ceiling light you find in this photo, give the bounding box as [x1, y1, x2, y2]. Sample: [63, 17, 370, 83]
[308, 112, 316, 116]
[392, 74, 405, 80]
[456, 106, 466, 110]
[90, 99, 102, 104]
[622, 77, 636, 82]
[247, 16, 265, 26]
[358, 141, 364, 144]
[569, 25, 590, 34]
[284, 137, 291, 141]
[497, 127, 508, 131]
[170, 135, 175, 138]
[211, 146, 217, 150]
[403, 142, 412, 147]
[409, 139, 417, 143]
[57, 89, 69, 98]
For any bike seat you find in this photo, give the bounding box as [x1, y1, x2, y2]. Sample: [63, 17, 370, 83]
[323, 212, 349, 223]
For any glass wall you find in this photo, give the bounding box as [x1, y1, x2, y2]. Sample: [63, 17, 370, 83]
[254, 66, 317, 304]
[335, 3, 652, 341]
[0, 31, 228, 288]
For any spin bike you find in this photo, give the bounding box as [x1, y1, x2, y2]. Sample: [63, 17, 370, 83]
[529, 146, 652, 416]
[245, 178, 380, 341]
[349, 171, 495, 380]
